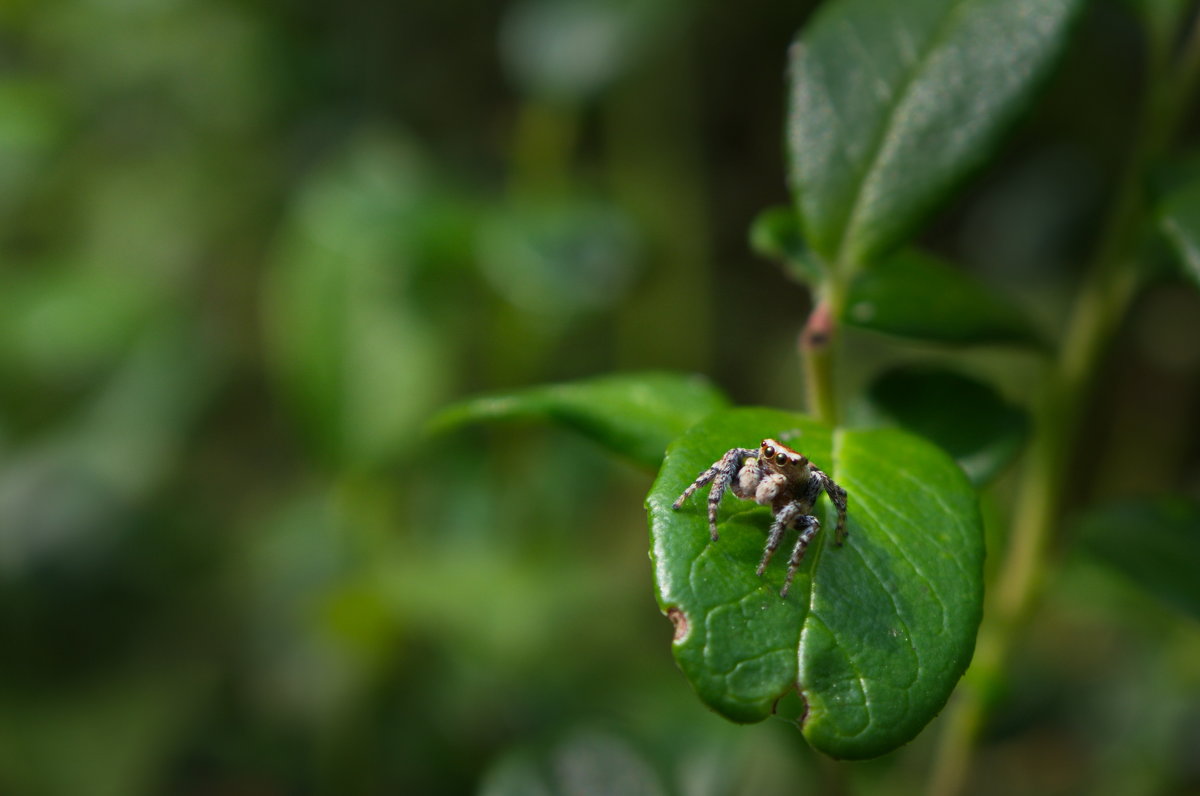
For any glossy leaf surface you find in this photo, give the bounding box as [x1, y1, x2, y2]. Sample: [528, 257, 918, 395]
[646, 408, 984, 758]
[867, 366, 1029, 485]
[1077, 498, 1200, 620]
[430, 372, 729, 469]
[788, 0, 1083, 265]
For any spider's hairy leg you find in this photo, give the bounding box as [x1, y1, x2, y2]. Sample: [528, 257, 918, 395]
[672, 448, 756, 541]
[756, 504, 794, 577]
[671, 469, 716, 510]
[782, 515, 821, 597]
[814, 467, 849, 546]
[702, 448, 755, 541]
[757, 502, 811, 571]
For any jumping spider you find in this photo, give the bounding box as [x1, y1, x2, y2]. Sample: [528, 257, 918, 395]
[672, 438, 848, 597]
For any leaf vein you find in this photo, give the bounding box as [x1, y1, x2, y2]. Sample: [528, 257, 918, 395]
[834, 0, 974, 264]
[842, 478, 952, 639]
[876, 463, 976, 582]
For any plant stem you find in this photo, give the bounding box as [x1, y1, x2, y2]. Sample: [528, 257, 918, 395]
[801, 296, 839, 426]
[928, 231, 1137, 796]
[928, 10, 1200, 793]
[930, 229, 1139, 794]
[509, 100, 579, 197]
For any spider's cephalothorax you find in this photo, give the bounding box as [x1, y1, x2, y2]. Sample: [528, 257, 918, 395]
[671, 438, 848, 597]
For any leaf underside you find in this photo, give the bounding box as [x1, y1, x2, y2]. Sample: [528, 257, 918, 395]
[646, 408, 984, 759]
[867, 365, 1030, 486]
[1076, 497, 1200, 621]
[844, 249, 1044, 347]
[429, 372, 729, 469]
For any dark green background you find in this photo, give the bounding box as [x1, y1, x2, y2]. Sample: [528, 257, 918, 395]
[1, 1, 1198, 794]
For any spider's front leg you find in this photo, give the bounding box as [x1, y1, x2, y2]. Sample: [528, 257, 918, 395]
[813, 468, 849, 546]
[757, 503, 820, 597]
[672, 448, 758, 541]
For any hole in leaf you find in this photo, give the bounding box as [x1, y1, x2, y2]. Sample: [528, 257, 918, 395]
[772, 687, 809, 730]
[666, 606, 689, 642]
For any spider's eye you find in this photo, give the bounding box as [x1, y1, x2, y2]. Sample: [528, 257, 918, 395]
[775, 453, 789, 466]
[763, 445, 775, 458]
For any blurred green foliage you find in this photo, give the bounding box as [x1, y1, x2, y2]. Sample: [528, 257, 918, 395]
[1, 0, 1199, 795]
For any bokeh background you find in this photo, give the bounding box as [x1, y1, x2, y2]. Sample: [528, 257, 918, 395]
[2, 0, 1199, 794]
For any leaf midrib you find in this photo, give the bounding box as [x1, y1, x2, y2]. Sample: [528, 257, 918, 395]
[796, 427, 845, 728]
[831, 0, 977, 267]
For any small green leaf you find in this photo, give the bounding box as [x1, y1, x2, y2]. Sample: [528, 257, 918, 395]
[1122, 0, 1191, 61]
[477, 197, 642, 319]
[867, 366, 1029, 486]
[647, 408, 983, 759]
[1158, 180, 1200, 289]
[0, 266, 158, 382]
[262, 133, 453, 469]
[748, 205, 825, 284]
[499, 0, 666, 103]
[1076, 498, 1200, 621]
[0, 667, 210, 796]
[479, 728, 666, 796]
[430, 372, 729, 469]
[789, 0, 1084, 265]
[843, 249, 1043, 346]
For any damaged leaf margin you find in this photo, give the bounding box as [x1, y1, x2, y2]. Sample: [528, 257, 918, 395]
[646, 408, 984, 758]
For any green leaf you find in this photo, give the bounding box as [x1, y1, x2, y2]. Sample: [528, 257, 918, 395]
[477, 197, 642, 318]
[0, 322, 217, 574]
[0, 78, 68, 217]
[430, 372, 729, 469]
[479, 728, 666, 796]
[748, 205, 825, 284]
[1076, 497, 1200, 621]
[0, 666, 210, 796]
[843, 249, 1043, 346]
[788, 0, 1084, 265]
[1157, 180, 1200, 289]
[0, 266, 159, 383]
[499, 0, 669, 103]
[1122, 0, 1191, 62]
[646, 408, 983, 759]
[262, 132, 453, 469]
[867, 366, 1029, 485]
